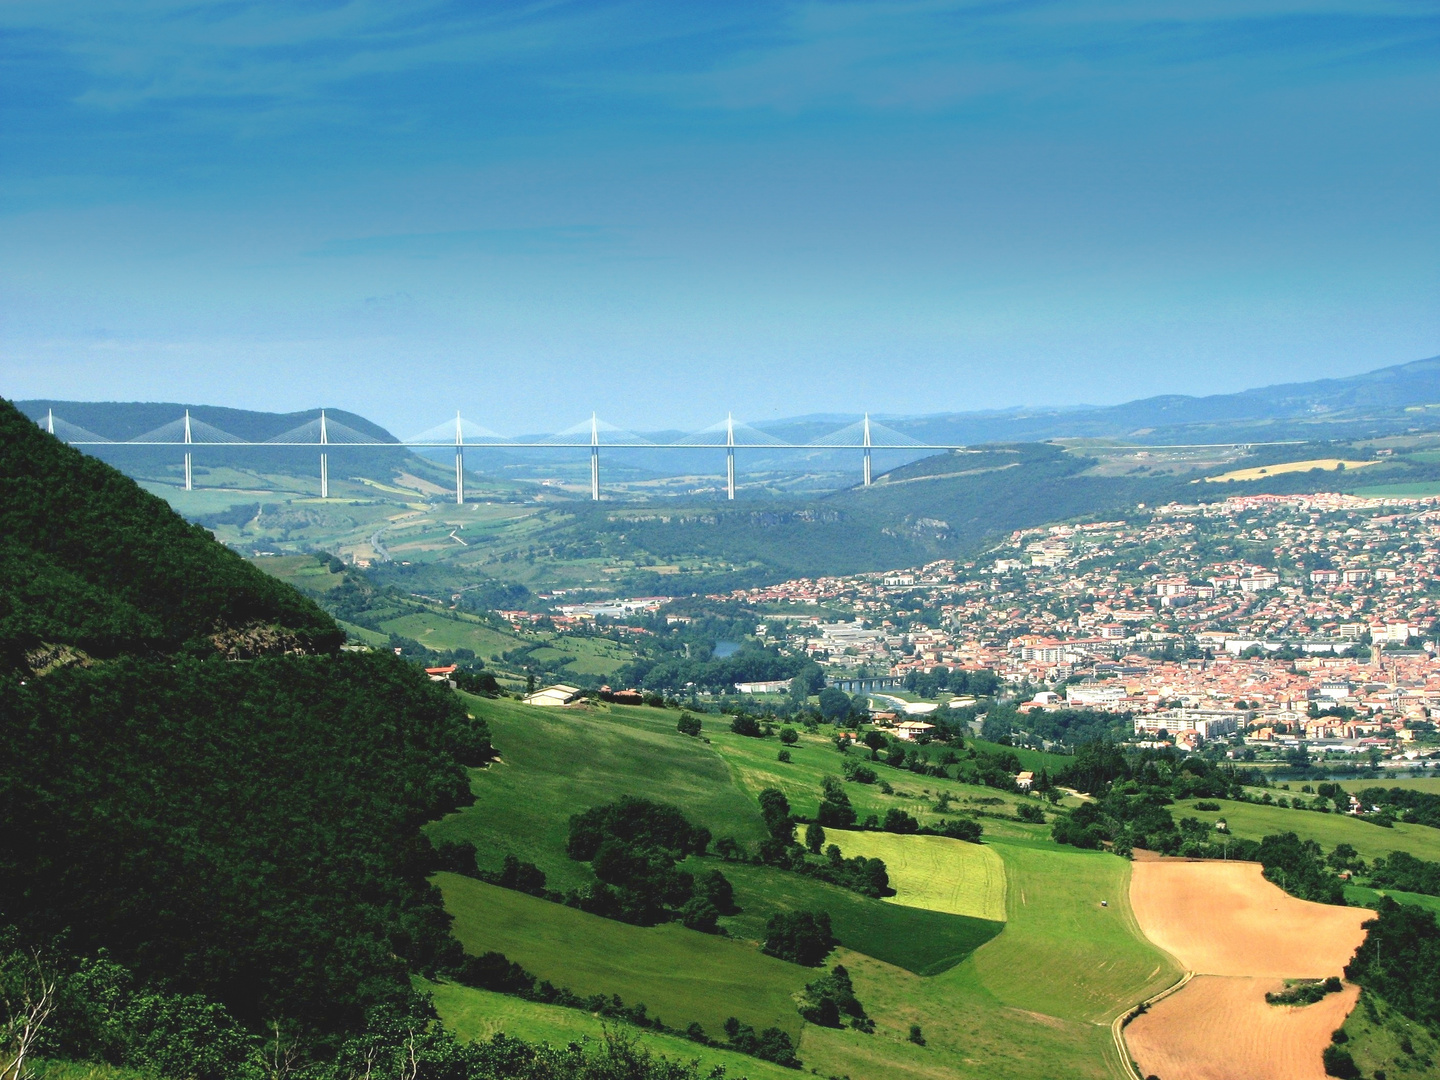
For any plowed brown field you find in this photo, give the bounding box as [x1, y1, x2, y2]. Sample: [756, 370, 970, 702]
[1125, 859, 1371, 1080]
[1129, 860, 1369, 977]
[1127, 976, 1360, 1080]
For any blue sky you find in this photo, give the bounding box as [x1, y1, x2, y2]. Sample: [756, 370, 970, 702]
[2, 0, 1437, 435]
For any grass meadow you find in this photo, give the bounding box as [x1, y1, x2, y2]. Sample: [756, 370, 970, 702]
[436, 874, 809, 1040]
[424, 980, 802, 1080]
[692, 858, 1004, 976]
[826, 829, 1007, 921]
[1171, 796, 1440, 864]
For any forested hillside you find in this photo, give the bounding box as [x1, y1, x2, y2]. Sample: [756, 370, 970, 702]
[0, 395, 503, 1075]
[0, 399, 340, 671]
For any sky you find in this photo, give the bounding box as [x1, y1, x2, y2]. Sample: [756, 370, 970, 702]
[2, 0, 1438, 436]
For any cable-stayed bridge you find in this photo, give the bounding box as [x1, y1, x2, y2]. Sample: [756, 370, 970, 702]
[38, 408, 964, 502]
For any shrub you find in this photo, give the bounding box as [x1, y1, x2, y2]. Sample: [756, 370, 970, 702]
[1195, 800, 1222, 812]
[730, 715, 762, 737]
[1322, 1044, 1359, 1078]
[842, 761, 877, 784]
[777, 750, 791, 763]
[908, 1024, 925, 1046]
[677, 713, 702, 737]
[939, 817, 984, 843]
[798, 965, 868, 1030]
[883, 809, 920, 834]
[1016, 803, 1045, 824]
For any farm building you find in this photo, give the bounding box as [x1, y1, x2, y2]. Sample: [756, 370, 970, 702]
[523, 684, 583, 707]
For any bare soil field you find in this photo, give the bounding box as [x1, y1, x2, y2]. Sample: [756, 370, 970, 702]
[1129, 860, 1369, 977]
[1127, 975, 1361, 1080]
[1125, 860, 1372, 1080]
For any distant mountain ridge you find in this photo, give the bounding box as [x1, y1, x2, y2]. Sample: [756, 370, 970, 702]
[19, 354, 1440, 485]
[15, 400, 396, 442]
[878, 354, 1440, 446]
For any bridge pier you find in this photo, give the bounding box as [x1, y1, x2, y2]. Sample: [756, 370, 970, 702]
[590, 413, 600, 501]
[319, 411, 329, 499]
[862, 413, 872, 487]
[454, 412, 465, 505]
[726, 413, 735, 500]
[183, 410, 193, 491]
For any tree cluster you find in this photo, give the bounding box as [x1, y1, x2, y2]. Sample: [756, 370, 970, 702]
[565, 798, 731, 929]
[1345, 899, 1440, 1033]
[798, 965, 870, 1031]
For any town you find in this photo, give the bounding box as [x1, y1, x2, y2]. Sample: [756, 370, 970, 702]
[536, 492, 1440, 772]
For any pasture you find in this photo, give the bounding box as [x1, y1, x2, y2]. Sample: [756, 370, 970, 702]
[433, 697, 1188, 1078]
[437, 873, 809, 1040]
[696, 858, 1004, 975]
[1171, 796, 1440, 864]
[425, 980, 801, 1080]
[427, 697, 768, 889]
[826, 829, 1007, 922]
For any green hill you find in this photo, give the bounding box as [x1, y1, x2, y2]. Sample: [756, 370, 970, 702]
[0, 396, 492, 1050]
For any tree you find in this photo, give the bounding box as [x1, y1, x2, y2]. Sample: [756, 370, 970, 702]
[0, 942, 57, 1080]
[805, 822, 826, 854]
[778, 727, 798, 745]
[816, 776, 857, 828]
[818, 688, 853, 722]
[757, 789, 793, 842]
[677, 713, 702, 737]
[882, 809, 919, 834]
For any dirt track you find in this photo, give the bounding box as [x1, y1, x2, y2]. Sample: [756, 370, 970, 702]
[1127, 976, 1361, 1080]
[1129, 860, 1369, 977]
[1125, 860, 1371, 1080]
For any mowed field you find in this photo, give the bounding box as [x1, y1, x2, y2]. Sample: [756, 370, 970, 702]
[1126, 859, 1372, 1080]
[1127, 976, 1361, 1080]
[1337, 775, 1440, 795]
[827, 828, 1008, 922]
[1129, 861, 1369, 977]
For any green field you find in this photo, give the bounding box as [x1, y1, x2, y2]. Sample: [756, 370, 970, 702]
[427, 980, 802, 1080]
[428, 695, 1183, 1079]
[428, 697, 769, 890]
[1344, 884, 1440, 915]
[791, 840, 1178, 1080]
[827, 829, 1008, 922]
[377, 611, 525, 658]
[692, 858, 1004, 976]
[1172, 797, 1440, 864]
[692, 713, 1052, 841]
[437, 874, 809, 1040]
[1337, 776, 1440, 795]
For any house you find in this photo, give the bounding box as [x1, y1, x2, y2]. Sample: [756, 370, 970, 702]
[1015, 771, 1035, 792]
[891, 720, 935, 741]
[424, 664, 458, 683]
[523, 683, 583, 707]
[734, 679, 792, 694]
